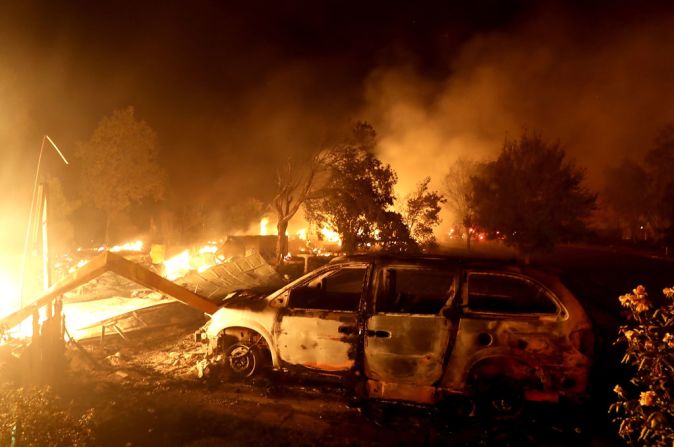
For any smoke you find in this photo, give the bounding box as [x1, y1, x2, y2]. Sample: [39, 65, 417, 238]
[363, 7, 674, 214]
[2, 2, 674, 249]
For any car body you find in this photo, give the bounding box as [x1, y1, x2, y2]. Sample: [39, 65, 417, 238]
[198, 254, 594, 406]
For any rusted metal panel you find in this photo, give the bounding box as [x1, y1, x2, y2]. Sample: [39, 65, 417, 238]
[364, 314, 451, 385]
[442, 315, 590, 401]
[104, 253, 219, 314]
[0, 252, 219, 333]
[177, 253, 284, 299]
[275, 312, 357, 371]
[367, 379, 437, 404]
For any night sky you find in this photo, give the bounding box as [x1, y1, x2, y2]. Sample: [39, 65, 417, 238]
[2, 0, 674, 250]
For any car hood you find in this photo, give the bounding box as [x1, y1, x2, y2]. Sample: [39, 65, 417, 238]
[217, 289, 271, 312]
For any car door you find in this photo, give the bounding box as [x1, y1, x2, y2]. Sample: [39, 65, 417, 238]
[363, 264, 459, 390]
[275, 262, 369, 373]
[451, 271, 566, 379]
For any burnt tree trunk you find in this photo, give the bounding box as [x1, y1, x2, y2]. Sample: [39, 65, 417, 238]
[276, 219, 289, 265]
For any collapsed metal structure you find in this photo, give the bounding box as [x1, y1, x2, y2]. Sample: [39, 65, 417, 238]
[1, 251, 219, 334]
[0, 251, 221, 383]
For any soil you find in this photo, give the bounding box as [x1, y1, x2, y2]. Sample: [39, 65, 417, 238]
[39, 322, 619, 447]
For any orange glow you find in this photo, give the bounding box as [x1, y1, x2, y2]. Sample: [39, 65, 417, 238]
[162, 243, 221, 280]
[68, 259, 89, 274]
[260, 218, 269, 235]
[0, 271, 20, 320]
[110, 240, 144, 252]
[163, 250, 191, 280]
[320, 226, 341, 245]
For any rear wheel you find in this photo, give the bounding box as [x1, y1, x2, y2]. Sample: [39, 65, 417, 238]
[475, 377, 525, 418]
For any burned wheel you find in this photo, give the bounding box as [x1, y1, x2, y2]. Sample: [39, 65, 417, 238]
[224, 342, 258, 378]
[475, 377, 524, 419]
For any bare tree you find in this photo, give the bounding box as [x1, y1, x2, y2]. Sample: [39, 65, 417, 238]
[444, 158, 479, 250]
[273, 152, 324, 264]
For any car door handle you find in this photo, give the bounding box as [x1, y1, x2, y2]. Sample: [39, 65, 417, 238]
[366, 330, 391, 338]
[338, 326, 357, 335]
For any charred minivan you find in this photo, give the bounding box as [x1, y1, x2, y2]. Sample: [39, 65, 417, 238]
[198, 254, 593, 409]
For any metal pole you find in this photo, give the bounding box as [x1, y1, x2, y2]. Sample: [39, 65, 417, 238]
[41, 184, 51, 290]
[18, 135, 68, 308]
[18, 137, 47, 307]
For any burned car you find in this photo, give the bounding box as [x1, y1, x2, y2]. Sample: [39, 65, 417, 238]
[197, 254, 593, 411]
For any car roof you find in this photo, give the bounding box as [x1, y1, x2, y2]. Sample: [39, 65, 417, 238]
[329, 252, 523, 270]
[328, 253, 572, 299]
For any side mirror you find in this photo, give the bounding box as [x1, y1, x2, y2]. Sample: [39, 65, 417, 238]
[270, 291, 290, 308]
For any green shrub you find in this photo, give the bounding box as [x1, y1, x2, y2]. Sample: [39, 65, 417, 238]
[610, 285, 674, 446]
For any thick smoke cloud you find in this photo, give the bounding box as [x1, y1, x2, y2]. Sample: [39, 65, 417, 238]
[1, 1, 674, 250]
[364, 9, 674, 212]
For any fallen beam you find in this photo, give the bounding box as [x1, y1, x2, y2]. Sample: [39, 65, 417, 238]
[0, 251, 219, 332]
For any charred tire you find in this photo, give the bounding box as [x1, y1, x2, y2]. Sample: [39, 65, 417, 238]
[223, 342, 260, 378]
[475, 377, 525, 419]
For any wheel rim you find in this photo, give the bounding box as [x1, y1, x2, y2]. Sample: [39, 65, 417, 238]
[227, 344, 256, 377]
[490, 397, 516, 414]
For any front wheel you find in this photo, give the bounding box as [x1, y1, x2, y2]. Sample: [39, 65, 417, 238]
[223, 342, 259, 378]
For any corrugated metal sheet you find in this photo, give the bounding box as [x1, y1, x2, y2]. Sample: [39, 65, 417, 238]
[176, 253, 285, 299]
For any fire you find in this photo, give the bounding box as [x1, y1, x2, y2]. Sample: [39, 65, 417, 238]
[68, 259, 89, 274]
[163, 250, 191, 280]
[259, 218, 269, 236]
[0, 271, 20, 319]
[320, 227, 341, 245]
[297, 228, 307, 240]
[162, 243, 221, 280]
[94, 240, 145, 253]
[199, 244, 217, 254]
[110, 240, 144, 252]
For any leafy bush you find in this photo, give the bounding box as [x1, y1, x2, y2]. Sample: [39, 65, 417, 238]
[0, 386, 95, 446]
[610, 285, 674, 446]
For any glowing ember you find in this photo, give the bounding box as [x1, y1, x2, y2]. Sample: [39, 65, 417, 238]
[110, 240, 144, 252]
[259, 217, 269, 235]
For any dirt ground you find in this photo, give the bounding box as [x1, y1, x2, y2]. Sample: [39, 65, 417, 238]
[32, 321, 616, 447]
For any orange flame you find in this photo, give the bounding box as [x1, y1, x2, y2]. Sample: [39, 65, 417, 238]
[162, 243, 221, 280]
[260, 218, 269, 236]
[320, 227, 341, 245]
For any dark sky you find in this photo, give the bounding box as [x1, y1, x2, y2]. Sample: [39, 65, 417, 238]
[2, 0, 674, 248]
